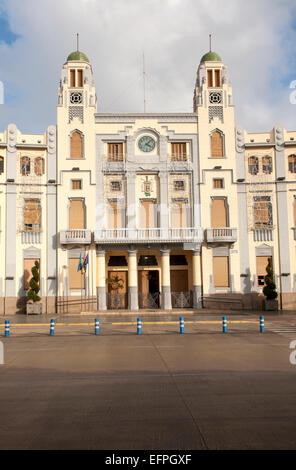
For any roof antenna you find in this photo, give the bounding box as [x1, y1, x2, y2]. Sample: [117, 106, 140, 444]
[143, 52, 146, 113]
[76, 33, 79, 51]
[209, 33, 212, 52]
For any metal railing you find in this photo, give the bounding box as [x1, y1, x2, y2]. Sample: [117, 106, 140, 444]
[104, 154, 125, 162]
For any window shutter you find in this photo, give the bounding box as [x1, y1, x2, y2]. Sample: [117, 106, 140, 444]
[77, 69, 83, 87]
[213, 256, 229, 287]
[70, 69, 75, 87]
[70, 132, 83, 158]
[211, 131, 223, 157]
[24, 200, 41, 230]
[207, 69, 213, 87]
[69, 200, 85, 229]
[211, 199, 227, 227]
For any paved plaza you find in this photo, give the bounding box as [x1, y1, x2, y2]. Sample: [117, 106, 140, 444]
[0, 313, 296, 450]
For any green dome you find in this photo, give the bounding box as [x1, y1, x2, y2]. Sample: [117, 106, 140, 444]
[67, 51, 89, 62]
[200, 51, 222, 63]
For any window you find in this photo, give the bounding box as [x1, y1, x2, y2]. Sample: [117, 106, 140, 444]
[207, 69, 213, 87]
[248, 156, 259, 175]
[138, 255, 158, 266]
[108, 256, 127, 266]
[20, 156, 30, 175]
[24, 199, 41, 231]
[110, 181, 121, 191]
[72, 179, 82, 190]
[69, 199, 85, 229]
[211, 198, 227, 227]
[34, 157, 45, 176]
[24, 258, 40, 291]
[210, 131, 223, 157]
[70, 131, 83, 158]
[173, 180, 185, 191]
[0, 156, 4, 174]
[214, 69, 221, 87]
[170, 200, 188, 228]
[140, 200, 157, 228]
[108, 200, 124, 229]
[262, 156, 272, 174]
[107, 143, 123, 161]
[170, 255, 188, 266]
[69, 258, 85, 289]
[253, 196, 272, 227]
[256, 256, 271, 287]
[213, 256, 229, 288]
[171, 142, 187, 161]
[70, 69, 83, 88]
[213, 178, 224, 189]
[288, 155, 296, 173]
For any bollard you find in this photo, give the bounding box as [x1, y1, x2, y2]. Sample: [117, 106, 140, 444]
[260, 315, 264, 333]
[137, 317, 142, 335]
[4, 320, 9, 337]
[222, 316, 227, 333]
[95, 318, 100, 336]
[50, 319, 55, 336]
[180, 317, 184, 334]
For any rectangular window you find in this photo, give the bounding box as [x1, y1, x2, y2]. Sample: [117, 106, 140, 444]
[256, 256, 270, 287]
[24, 199, 41, 231]
[140, 200, 157, 228]
[69, 199, 85, 229]
[69, 258, 85, 289]
[214, 69, 221, 87]
[207, 69, 213, 87]
[107, 143, 123, 161]
[72, 180, 82, 190]
[170, 200, 188, 228]
[24, 258, 40, 291]
[213, 256, 229, 287]
[213, 178, 224, 188]
[171, 142, 187, 161]
[211, 198, 227, 227]
[70, 69, 75, 87]
[173, 180, 185, 191]
[77, 69, 83, 87]
[108, 200, 124, 229]
[253, 196, 272, 227]
[110, 181, 121, 191]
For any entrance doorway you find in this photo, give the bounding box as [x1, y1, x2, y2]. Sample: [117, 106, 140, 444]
[138, 270, 160, 309]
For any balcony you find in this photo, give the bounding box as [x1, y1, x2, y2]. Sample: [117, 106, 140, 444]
[206, 227, 237, 243]
[60, 229, 92, 244]
[21, 230, 42, 244]
[94, 227, 203, 244]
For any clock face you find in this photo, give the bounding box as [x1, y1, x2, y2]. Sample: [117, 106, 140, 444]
[138, 135, 156, 152]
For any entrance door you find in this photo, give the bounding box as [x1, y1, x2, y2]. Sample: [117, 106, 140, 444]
[107, 270, 127, 309]
[138, 270, 160, 308]
[170, 270, 190, 308]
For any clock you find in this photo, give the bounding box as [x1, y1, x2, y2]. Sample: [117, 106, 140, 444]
[138, 135, 156, 152]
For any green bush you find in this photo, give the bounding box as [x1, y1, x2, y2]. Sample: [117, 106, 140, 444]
[263, 257, 278, 300]
[27, 260, 41, 303]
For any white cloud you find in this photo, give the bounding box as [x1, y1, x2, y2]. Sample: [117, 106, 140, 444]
[0, 0, 295, 132]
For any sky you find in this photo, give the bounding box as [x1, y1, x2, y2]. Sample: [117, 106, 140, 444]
[0, 0, 295, 133]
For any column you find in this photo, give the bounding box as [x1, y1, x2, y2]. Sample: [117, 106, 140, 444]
[192, 250, 202, 309]
[161, 249, 172, 310]
[128, 250, 138, 310]
[96, 250, 106, 310]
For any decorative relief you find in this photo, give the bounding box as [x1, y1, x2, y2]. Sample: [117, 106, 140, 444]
[209, 106, 223, 123]
[275, 125, 284, 151]
[69, 106, 84, 124]
[235, 125, 245, 153]
[70, 92, 83, 104]
[209, 91, 222, 104]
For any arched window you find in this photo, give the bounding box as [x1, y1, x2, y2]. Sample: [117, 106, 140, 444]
[210, 130, 224, 157]
[20, 156, 30, 176]
[262, 156, 272, 174]
[70, 131, 83, 159]
[34, 157, 45, 176]
[248, 156, 259, 175]
[0, 156, 4, 174]
[288, 155, 296, 173]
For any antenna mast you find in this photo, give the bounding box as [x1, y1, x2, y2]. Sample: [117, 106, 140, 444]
[209, 33, 212, 52]
[76, 33, 79, 51]
[143, 52, 146, 113]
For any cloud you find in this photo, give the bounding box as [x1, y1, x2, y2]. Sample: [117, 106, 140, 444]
[0, 0, 295, 132]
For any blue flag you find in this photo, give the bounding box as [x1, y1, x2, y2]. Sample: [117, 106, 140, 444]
[77, 253, 82, 272]
[82, 254, 89, 272]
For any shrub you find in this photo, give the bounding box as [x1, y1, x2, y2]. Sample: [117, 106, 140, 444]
[27, 260, 41, 303]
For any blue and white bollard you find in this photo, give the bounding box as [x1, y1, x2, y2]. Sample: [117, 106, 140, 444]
[95, 318, 100, 335]
[137, 317, 142, 335]
[50, 319, 55, 336]
[260, 315, 264, 333]
[5, 320, 10, 337]
[222, 316, 227, 333]
[180, 317, 184, 334]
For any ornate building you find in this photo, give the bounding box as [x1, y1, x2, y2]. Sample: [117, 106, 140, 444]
[1, 48, 296, 314]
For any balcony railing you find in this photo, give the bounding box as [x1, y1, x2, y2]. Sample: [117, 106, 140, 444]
[252, 227, 274, 242]
[21, 230, 42, 244]
[60, 229, 92, 244]
[206, 227, 237, 243]
[104, 154, 125, 162]
[168, 154, 188, 162]
[94, 227, 203, 243]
